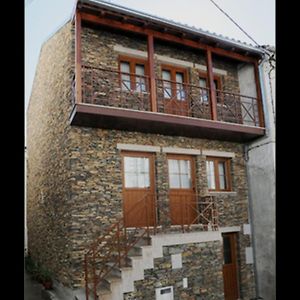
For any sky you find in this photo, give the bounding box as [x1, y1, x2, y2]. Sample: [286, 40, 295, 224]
[25, 0, 275, 111]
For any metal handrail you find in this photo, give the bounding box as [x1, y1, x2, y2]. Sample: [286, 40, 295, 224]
[84, 192, 218, 299]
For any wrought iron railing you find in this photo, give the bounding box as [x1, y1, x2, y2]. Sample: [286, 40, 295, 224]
[216, 89, 260, 127]
[79, 66, 261, 127]
[82, 65, 151, 111]
[84, 193, 218, 299]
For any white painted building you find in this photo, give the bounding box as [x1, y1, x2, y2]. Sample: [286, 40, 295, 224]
[246, 46, 275, 300]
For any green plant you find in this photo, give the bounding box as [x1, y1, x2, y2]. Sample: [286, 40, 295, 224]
[25, 255, 53, 289]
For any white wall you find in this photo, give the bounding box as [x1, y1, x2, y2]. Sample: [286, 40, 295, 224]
[246, 50, 275, 300]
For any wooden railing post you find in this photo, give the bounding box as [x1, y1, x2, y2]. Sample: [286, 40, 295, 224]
[206, 50, 217, 120]
[147, 34, 157, 112]
[75, 9, 82, 104]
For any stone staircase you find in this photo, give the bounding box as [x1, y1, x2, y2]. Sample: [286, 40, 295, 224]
[79, 230, 221, 300]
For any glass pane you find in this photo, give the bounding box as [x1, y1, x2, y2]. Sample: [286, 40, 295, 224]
[180, 174, 190, 188]
[199, 78, 207, 88]
[175, 72, 184, 83]
[176, 72, 185, 101]
[162, 70, 171, 80]
[169, 174, 180, 188]
[135, 64, 146, 92]
[168, 159, 179, 174]
[124, 157, 137, 173]
[124, 173, 138, 188]
[218, 162, 226, 190]
[120, 62, 131, 91]
[206, 160, 216, 189]
[135, 64, 145, 76]
[162, 70, 172, 99]
[124, 157, 150, 188]
[199, 78, 209, 103]
[179, 160, 190, 175]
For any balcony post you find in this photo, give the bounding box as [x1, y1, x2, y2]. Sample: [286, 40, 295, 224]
[75, 9, 82, 104]
[147, 34, 157, 112]
[254, 61, 265, 127]
[206, 50, 217, 120]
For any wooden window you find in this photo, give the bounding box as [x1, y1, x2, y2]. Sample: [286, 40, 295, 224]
[199, 72, 222, 103]
[123, 156, 150, 188]
[206, 157, 232, 191]
[119, 56, 148, 92]
[161, 65, 187, 101]
[168, 159, 191, 188]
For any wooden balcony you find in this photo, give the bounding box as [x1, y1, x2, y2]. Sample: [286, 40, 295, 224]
[70, 66, 265, 142]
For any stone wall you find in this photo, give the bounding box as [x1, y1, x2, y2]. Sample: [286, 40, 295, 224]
[26, 21, 75, 286]
[124, 241, 224, 300]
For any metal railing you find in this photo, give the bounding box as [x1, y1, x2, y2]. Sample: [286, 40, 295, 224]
[79, 66, 261, 127]
[82, 65, 151, 111]
[156, 78, 212, 120]
[216, 89, 260, 127]
[84, 193, 218, 299]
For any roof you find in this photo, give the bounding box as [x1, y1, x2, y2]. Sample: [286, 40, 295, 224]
[78, 0, 265, 56]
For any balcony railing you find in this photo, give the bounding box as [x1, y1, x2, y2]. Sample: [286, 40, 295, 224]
[78, 65, 261, 127]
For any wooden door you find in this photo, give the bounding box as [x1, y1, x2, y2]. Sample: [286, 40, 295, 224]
[162, 67, 188, 116]
[167, 155, 197, 225]
[222, 233, 240, 300]
[122, 152, 156, 228]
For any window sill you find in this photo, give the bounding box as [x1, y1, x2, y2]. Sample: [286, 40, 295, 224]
[208, 191, 237, 196]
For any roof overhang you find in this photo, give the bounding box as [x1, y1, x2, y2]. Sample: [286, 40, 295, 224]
[76, 0, 264, 59]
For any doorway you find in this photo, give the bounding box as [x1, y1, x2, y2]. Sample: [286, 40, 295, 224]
[222, 232, 240, 300]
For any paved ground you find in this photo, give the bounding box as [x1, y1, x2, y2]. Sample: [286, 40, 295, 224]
[24, 269, 44, 300]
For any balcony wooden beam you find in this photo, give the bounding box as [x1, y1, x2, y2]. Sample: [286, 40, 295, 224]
[80, 12, 258, 63]
[206, 50, 217, 120]
[147, 34, 157, 112]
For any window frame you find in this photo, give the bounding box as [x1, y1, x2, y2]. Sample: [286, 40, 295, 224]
[161, 64, 189, 101]
[198, 71, 222, 104]
[118, 55, 149, 92]
[206, 156, 232, 191]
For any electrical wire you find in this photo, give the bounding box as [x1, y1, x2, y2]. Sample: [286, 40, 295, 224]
[209, 0, 275, 60]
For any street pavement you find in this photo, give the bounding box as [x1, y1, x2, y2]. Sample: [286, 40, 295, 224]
[24, 269, 44, 300]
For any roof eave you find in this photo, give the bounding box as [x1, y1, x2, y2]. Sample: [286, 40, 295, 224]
[78, 0, 264, 57]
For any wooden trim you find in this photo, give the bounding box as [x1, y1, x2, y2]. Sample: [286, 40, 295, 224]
[147, 34, 157, 112]
[75, 9, 82, 104]
[206, 156, 232, 192]
[206, 50, 217, 120]
[80, 12, 258, 64]
[254, 61, 265, 128]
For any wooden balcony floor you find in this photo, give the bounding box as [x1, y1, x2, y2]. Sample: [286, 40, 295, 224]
[70, 103, 265, 142]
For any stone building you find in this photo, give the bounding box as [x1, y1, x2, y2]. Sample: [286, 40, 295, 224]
[26, 1, 270, 299]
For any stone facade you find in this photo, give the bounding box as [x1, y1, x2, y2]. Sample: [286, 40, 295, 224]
[27, 20, 256, 298]
[125, 241, 224, 300]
